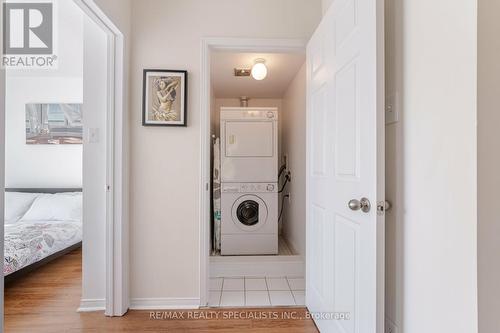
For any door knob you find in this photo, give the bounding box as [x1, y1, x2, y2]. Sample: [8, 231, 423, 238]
[348, 198, 371, 213]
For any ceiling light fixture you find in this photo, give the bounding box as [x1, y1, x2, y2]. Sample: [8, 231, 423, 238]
[251, 58, 268, 81]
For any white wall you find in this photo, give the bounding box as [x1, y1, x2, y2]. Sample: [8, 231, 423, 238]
[321, 0, 333, 14]
[5, 78, 83, 188]
[385, 0, 478, 332]
[478, 0, 500, 331]
[93, 0, 132, 39]
[80, 15, 108, 307]
[281, 63, 306, 256]
[129, 0, 321, 301]
[5, 0, 84, 188]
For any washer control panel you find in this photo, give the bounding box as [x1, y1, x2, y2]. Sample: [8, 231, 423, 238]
[222, 183, 278, 193]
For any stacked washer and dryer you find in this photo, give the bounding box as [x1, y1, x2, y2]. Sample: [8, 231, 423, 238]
[219, 107, 279, 255]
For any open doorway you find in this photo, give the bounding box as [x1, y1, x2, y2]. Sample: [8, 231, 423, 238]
[3, 0, 88, 318]
[2, 0, 125, 328]
[207, 49, 307, 307]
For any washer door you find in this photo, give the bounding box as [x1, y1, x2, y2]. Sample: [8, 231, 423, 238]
[231, 194, 268, 232]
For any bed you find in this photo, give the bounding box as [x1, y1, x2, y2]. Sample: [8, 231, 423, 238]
[4, 189, 82, 283]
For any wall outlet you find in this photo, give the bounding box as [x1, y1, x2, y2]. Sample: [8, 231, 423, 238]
[385, 318, 398, 333]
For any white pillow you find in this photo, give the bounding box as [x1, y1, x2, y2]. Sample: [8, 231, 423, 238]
[20, 192, 82, 222]
[4, 192, 40, 222]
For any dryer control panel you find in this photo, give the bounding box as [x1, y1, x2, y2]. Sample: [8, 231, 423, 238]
[222, 183, 278, 193]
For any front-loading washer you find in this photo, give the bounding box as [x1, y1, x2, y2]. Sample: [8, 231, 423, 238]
[220, 182, 278, 255]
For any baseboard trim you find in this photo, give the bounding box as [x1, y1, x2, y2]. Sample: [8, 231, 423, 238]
[130, 298, 200, 310]
[78, 298, 106, 312]
[210, 255, 305, 277]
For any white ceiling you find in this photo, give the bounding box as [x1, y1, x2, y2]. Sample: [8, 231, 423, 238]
[211, 51, 305, 98]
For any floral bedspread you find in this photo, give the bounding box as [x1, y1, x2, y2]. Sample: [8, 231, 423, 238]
[4, 220, 82, 275]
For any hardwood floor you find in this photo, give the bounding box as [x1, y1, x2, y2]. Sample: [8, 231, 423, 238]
[4, 248, 318, 332]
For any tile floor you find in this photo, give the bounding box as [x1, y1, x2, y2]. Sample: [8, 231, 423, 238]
[208, 276, 305, 307]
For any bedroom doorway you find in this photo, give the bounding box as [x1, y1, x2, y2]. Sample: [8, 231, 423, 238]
[1, 0, 128, 325]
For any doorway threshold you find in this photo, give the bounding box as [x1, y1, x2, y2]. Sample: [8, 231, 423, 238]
[210, 254, 304, 278]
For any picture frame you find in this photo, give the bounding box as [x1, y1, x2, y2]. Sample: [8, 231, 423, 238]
[142, 69, 188, 126]
[25, 103, 83, 144]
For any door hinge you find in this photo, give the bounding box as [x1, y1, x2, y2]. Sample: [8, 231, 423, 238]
[206, 182, 209, 191]
[377, 200, 392, 215]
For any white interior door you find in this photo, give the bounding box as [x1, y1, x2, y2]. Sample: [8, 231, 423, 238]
[306, 0, 384, 332]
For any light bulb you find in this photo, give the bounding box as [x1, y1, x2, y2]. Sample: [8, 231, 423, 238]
[251, 59, 267, 80]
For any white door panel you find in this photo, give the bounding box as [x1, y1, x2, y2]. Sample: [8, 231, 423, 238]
[306, 0, 384, 332]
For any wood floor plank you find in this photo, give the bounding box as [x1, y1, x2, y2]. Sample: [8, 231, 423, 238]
[5, 248, 318, 332]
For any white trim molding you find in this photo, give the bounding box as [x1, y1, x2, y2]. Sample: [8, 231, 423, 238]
[130, 298, 200, 310]
[199, 37, 307, 307]
[73, 0, 129, 317]
[78, 299, 106, 312]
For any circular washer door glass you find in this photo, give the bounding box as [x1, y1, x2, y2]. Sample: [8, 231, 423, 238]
[236, 200, 259, 226]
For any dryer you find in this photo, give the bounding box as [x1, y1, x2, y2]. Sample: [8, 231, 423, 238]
[220, 107, 278, 183]
[220, 182, 278, 255]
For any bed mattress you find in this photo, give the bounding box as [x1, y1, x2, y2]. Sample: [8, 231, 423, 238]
[4, 220, 82, 275]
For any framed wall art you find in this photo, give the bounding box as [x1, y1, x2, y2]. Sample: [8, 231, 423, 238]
[142, 69, 188, 126]
[25, 103, 83, 144]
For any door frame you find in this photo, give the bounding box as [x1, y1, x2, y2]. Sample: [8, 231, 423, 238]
[199, 37, 306, 306]
[71, 0, 129, 316]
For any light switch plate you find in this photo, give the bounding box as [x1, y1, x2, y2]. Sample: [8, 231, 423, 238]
[385, 92, 399, 124]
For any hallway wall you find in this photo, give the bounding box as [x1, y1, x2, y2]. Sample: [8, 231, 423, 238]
[128, 0, 322, 301]
[385, 0, 478, 332]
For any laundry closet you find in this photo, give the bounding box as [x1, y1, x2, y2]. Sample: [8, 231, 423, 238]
[208, 51, 307, 307]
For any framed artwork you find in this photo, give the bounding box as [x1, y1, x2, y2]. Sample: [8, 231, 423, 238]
[25, 103, 83, 144]
[142, 69, 188, 126]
